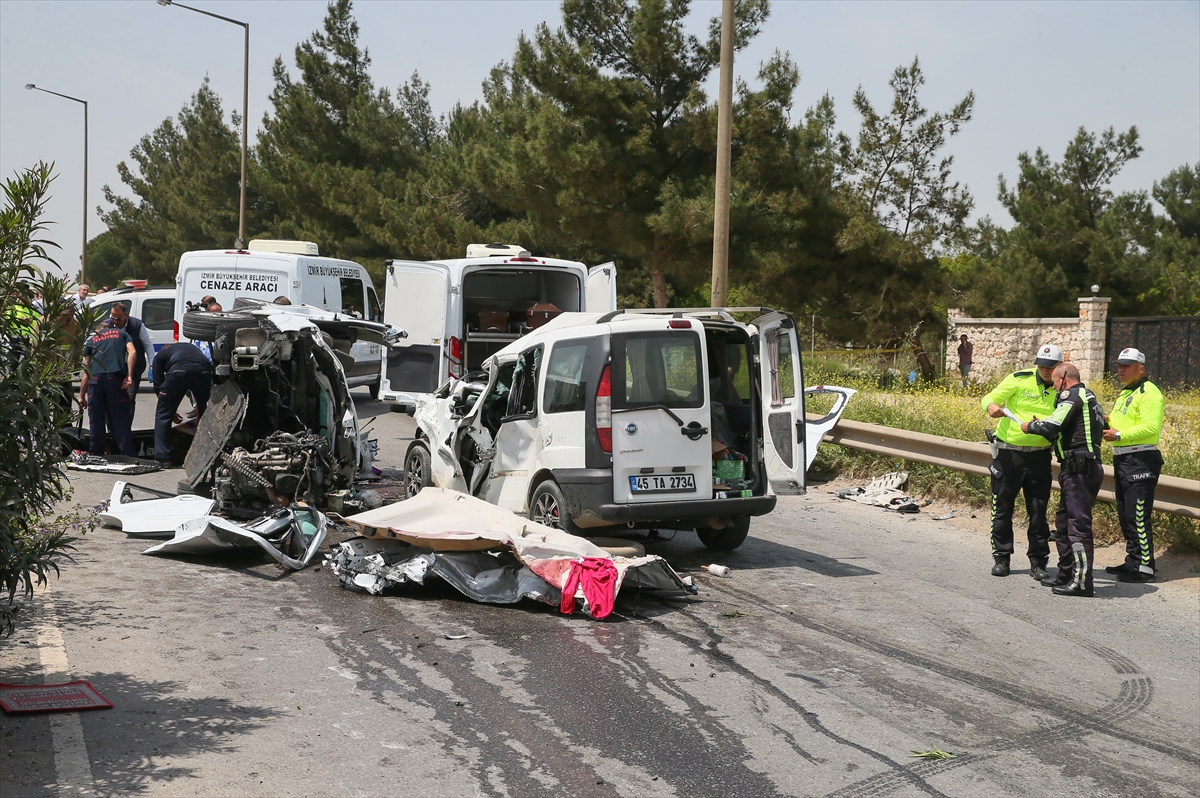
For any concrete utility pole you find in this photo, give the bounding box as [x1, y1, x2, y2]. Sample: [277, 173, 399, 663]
[710, 0, 735, 308]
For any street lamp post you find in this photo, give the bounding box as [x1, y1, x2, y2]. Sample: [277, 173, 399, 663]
[158, 0, 249, 250]
[25, 84, 88, 283]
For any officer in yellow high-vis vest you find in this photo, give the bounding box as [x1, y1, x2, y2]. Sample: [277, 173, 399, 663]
[980, 343, 1065, 580]
[1102, 348, 1166, 583]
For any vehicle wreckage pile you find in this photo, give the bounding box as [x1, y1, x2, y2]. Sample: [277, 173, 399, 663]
[98, 304, 691, 618]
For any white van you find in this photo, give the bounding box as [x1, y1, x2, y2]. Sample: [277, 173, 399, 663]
[173, 240, 386, 393]
[378, 244, 616, 411]
[404, 308, 854, 551]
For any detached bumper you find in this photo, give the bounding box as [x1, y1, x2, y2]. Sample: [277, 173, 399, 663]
[553, 468, 776, 528]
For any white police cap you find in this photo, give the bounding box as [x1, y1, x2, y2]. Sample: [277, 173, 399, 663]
[1034, 344, 1064, 366]
[1116, 347, 1146, 364]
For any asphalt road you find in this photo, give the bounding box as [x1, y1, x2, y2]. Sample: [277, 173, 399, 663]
[2, 394, 1198, 797]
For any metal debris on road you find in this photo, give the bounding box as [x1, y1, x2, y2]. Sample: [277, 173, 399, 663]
[835, 471, 920, 513]
[933, 510, 959, 521]
[143, 505, 329, 570]
[328, 487, 694, 618]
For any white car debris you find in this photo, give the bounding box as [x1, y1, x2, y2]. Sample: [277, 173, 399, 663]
[99, 482, 215, 537]
[144, 506, 329, 570]
[328, 488, 694, 618]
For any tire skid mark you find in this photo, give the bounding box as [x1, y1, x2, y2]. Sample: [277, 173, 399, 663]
[608, 619, 826, 766]
[708, 581, 1199, 770]
[826, 676, 1157, 798]
[993, 605, 1142, 675]
[641, 614, 953, 798]
[335, 637, 576, 798]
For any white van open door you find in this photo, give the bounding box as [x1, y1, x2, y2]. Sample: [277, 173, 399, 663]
[585, 262, 617, 313]
[755, 311, 807, 494]
[383, 262, 450, 399]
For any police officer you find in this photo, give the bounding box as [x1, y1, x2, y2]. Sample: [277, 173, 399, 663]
[980, 344, 1064, 579]
[1023, 363, 1106, 597]
[151, 343, 213, 466]
[78, 318, 137, 456]
[1102, 348, 1165, 583]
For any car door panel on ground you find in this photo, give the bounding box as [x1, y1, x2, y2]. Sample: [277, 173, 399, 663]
[610, 329, 713, 504]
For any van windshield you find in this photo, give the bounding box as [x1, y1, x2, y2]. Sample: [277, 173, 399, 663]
[612, 331, 703, 410]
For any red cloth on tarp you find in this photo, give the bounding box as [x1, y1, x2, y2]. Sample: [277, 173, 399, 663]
[559, 557, 619, 618]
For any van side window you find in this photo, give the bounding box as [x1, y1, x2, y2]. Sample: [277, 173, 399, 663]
[141, 298, 175, 331]
[339, 277, 364, 318]
[505, 346, 543, 419]
[366, 285, 382, 323]
[543, 340, 590, 413]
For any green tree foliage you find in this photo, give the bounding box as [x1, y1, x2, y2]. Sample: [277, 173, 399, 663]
[818, 58, 975, 373]
[473, 0, 769, 307]
[1, 163, 100, 636]
[256, 0, 433, 277]
[955, 126, 1166, 318]
[1142, 164, 1200, 315]
[99, 79, 246, 285]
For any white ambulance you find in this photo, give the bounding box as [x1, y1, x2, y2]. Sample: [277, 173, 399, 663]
[378, 243, 617, 411]
[173, 240, 386, 393]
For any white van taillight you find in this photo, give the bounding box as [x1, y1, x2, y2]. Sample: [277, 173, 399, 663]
[173, 320, 179, 342]
[448, 335, 463, 379]
[596, 364, 612, 453]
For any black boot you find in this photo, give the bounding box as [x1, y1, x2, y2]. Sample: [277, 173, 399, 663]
[991, 556, 1010, 577]
[1029, 559, 1049, 581]
[1041, 571, 1072, 587]
[1104, 563, 1133, 575]
[1052, 584, 1093, 597]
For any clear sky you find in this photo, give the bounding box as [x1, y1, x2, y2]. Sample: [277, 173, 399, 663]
[2, 0, 1197, 280]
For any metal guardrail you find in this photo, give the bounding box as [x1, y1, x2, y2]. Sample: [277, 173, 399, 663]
[818, 417, 1200, 519]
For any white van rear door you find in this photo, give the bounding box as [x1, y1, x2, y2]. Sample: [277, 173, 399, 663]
[585, 262, 617, 313]
[384, 262, 450, 395]
[610, 324, 713, 505]
[755, 311, 807, 494]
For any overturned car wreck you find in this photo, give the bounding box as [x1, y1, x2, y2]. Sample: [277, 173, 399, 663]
[329, 488, 693, 618]
[98, 303, 404, 569]
[181, 301, 402, 517]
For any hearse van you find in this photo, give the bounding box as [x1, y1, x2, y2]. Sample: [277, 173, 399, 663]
[378, 244, 616, 411]
[404, 307, 854, 550]
[173, 240, 386, 393]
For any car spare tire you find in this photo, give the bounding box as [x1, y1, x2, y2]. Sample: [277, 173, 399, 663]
[181, 310, 256, 342]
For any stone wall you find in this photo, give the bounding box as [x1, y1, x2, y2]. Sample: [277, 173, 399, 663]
[946, 297, 1111, 384]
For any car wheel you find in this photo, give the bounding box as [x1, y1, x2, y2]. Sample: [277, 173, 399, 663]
[181, 310, 256, 342]
[529, 480, 580, 535]
[404, 443, 432, 499]
[697, 515, 751, 551]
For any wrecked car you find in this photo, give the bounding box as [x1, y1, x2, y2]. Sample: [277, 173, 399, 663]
[404, 308, 854, 551]
[180, 299, 404, 517]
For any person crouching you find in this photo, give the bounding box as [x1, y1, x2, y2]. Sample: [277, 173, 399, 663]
[151, 342, 213, 467]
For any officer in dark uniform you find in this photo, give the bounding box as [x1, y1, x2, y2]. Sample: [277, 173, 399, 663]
[1023, 363, 1107, 597]
[78, 318, 137, 456]
[1102, 348, 1165, 583]
[980, 344, 1064, 579]
[151, 343, 214, 466]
